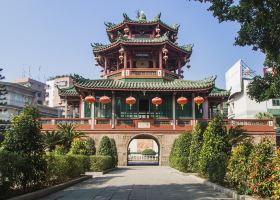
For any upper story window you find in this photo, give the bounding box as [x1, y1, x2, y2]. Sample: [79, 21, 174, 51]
[272, 99, 280, 106]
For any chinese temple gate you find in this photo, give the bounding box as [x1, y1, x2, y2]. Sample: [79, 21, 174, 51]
[41, 12, 275, 166]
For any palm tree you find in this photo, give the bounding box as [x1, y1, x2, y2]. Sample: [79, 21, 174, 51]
[43, 130, 63, 152]
[228, 125, 249, 146]
[57, 123, 86, 152]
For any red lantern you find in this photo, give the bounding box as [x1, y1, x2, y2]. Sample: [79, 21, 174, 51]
[126, 96, 136, 110]
[194, 96, 204, 106]
[177, 97, 188, 110]
[152, 97, 162, 108]
[99, 96, 111, 104]
[84, 95, 95, 104]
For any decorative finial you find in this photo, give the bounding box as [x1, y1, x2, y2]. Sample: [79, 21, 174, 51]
[173, 24, 180, 30]
[123, 13, 131, 21]
[136, 10, 147, 21]
[154, 12, 161, 21]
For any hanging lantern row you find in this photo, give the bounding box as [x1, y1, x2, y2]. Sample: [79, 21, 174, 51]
[162, 47, 168, 63]
[83, 95, 111, 105]
[119, 47, 124, 64]
[125, 96, 136, 109]
[177, 97, 188, 110]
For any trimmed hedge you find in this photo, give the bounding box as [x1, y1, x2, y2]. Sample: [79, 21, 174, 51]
[89, 155, 113, 172]
[45, 153, 90, 185]
[142, 149, 156, 155]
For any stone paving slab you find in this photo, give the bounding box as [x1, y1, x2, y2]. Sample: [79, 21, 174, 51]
[40, 166, 233, 200]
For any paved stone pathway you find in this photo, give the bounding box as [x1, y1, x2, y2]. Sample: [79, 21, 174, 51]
[40, 166, 233, 200]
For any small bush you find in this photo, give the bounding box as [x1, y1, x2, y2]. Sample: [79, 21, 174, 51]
[86, 138, 96, 155]
[97, 136, 113, 156]
[0, 150, 23, 197]
[142, 149, 156, 156]
[89, 155, 113, 172]
[199, 116, 231, 184]
[246, 139, 274, 197]
[272, 149, 280, 199]
[45, 153, 90, 185]
[110, 138, 118, 167]
[226, 139, 254, 194]
[169, 132, 192, 172]
[70, 140, 89, 155]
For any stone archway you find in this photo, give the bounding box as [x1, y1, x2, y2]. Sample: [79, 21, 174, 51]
[126, 134, 160, 166]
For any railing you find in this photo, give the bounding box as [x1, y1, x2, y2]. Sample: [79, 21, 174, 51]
[128, 154, 158, 161]
[105, 68, 179, 80]
[39, 118, 275, 133]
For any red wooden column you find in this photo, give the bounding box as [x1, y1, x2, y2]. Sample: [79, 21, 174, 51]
[159, 50, 163, 69]
[104, 56, 108, 76]
[129, 53, 133, 68]
[124, 50, 127, 70]
[112, 91, 115, 129]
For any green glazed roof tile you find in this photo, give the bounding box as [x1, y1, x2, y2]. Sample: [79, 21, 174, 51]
[208, 87, 230, 97]
[71, 75, 216, 92]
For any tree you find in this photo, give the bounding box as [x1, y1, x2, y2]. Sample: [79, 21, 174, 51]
[110, 138, 118, 167]
[69, 139, 89, 155]
[189, 122, 206, 172]
[97, 136, 113, 157]
[0, 68, 8, 143]
[2, 106, 46, 189]
[57, 123, 86, 153]
[199, 116, 231, 184]
[194, 0, 280, 101]
[255, 112, 273, 119]
[169, 132, 192, 172]
[42, 131, 63, 152]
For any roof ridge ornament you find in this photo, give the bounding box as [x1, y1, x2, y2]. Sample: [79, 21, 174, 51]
[172, 24, 180, 30]
[136, 10, 147, 21]
[154, 12, 161, 21]
[123, 13, 131, 21]
[104, 22, 116, 28]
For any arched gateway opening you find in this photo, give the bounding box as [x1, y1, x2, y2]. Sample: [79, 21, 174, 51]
[127, 134, 160, 166]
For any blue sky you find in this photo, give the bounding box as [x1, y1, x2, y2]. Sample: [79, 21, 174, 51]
[0, 0, 265, 88]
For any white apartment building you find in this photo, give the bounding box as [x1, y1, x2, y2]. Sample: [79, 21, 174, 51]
[226, 60, 280, 122]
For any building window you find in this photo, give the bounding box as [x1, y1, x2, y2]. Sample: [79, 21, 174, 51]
[272, 99, 280, 106]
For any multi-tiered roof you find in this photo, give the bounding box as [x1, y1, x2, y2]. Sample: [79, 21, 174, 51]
[59, 11, 229, 100]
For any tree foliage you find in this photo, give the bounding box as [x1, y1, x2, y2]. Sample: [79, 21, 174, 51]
[189, 122, 206, 172]
[228, 125, 249, 147]
[97, 136, 113, 157]
[0, 68, 8, 143]
[2, 106, 46, 189]
[43, 131, 63, 152]
[169, 132, 192, 172]
[226, 139, 254, 194]
[110, 138, 118, 167]
[142, 148, 156, 156]
[255, 112, 273, 119]
[199, 116, 231, 184]
[194, 0, 280, 101]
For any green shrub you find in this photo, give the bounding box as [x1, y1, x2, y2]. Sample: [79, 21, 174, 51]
[169, 132, 192, 172]
[45, 153, 90, 185]
[86, 138, 96, 155]
[142, 149, 156, 156]
[189, 122, 205, 172]
[272, 148, 280, 199]
[110, 138, 118, 167]
[0, 150, 23, 197]
[97, 136, 113, 156]
[89, 156, 113, 172]
[2, 106, 46, 189]
[70, 140, 89, 155]
[226, 139, 254, 194]
[246, 139, 274, 197]
[199, 116, 231, 184]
